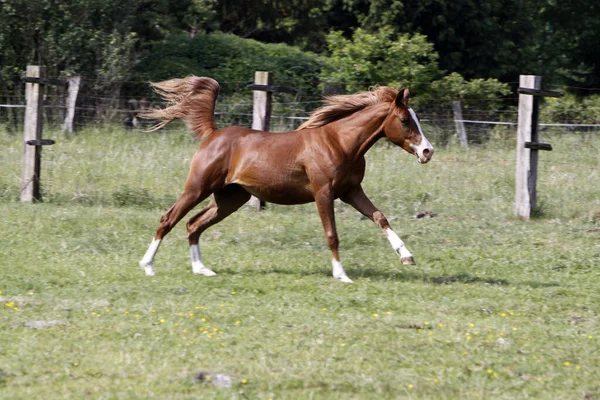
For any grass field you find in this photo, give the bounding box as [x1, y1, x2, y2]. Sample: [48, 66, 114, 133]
[1, 124, 599, 399]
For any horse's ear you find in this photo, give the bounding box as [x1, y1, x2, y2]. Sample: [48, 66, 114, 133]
[395, 88, 410, 107]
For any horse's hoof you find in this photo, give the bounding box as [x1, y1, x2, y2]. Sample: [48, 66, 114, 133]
[140, 263, 155, 276]
[194, 268, 217, 277]
[335, 275, 354, 283]
[138, 261, 154, 276]
[401, 256, 416, 265]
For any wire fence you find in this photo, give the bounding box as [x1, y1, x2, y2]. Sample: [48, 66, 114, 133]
[2, 76, 600, 127]
[2, 87, 600, 144]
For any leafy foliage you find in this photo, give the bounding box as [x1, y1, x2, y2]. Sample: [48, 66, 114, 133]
[0, 0, 215, 88]
[541, 94, 600, 124]
[424, 72, 512, 110]
[538, 0, 600, 88]
[2, 0, 600, 117]
[321, 28, 440, 93]
[134, 32, 325, 105]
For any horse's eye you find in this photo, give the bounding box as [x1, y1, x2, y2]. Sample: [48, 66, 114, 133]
[400, 118, 409, 125]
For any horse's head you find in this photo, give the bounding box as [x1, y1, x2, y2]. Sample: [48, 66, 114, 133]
[383, 89, 434, 164]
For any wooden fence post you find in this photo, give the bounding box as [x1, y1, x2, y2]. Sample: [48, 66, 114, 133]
[248, 71, 273, 211]
[514, 75, 562, 219]
[515, 75, 542, 219]
[515, 75, 539, 218]
[252, 71, 273, 133]
[21, 66, 46, 202]
[452, 100, 468, 148]
[62, 76, 81, 133]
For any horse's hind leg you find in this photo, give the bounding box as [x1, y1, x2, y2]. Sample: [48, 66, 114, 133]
[186, 184, 251, 275]
[139, 190, 210, 276]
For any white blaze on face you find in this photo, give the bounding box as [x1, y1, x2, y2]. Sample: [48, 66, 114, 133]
[408, 108, 434, 163]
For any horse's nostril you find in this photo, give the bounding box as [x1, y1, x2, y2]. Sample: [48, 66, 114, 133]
[422, 148, 431, 157]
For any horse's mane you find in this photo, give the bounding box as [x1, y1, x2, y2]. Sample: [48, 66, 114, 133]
[297, 86, 399, 130]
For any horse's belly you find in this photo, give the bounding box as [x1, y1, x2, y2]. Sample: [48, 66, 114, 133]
[228, 155, 314, 204]
[242, 183, 314, 205]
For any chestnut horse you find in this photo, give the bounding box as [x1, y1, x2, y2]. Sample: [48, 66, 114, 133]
[139, 76, 433, 283]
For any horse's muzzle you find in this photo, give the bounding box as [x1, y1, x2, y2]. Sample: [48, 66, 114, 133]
[417, 147, 434, 163]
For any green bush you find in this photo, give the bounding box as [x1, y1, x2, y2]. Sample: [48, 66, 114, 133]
[541, 93, 600, 124]
[133, 32, 325, 105]
[321, 28, 440, 93]
[422, 72, 511, 111]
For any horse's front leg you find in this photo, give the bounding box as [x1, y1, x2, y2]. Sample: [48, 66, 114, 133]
[313, 187, 353, 283]
[341, 185, 416, 265]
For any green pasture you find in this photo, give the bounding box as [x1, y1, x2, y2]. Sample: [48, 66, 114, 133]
[1, 125, 599, 399]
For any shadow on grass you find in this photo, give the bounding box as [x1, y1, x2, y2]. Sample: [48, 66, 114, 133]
[216, 265, 561, 289]
[354, 266, 561, 288]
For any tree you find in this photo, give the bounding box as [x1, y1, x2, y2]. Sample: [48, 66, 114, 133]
[538, 0, 600, 88]
[321, 28, 440, 93]
[338, 0, 542, 82]
[0, 0, 217, 86]
[426, 72, 511, 110]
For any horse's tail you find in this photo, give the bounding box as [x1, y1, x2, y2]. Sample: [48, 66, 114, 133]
[140, 76, 219, 139]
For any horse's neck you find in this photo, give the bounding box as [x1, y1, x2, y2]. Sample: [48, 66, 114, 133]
[329, 103, 390, 160]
